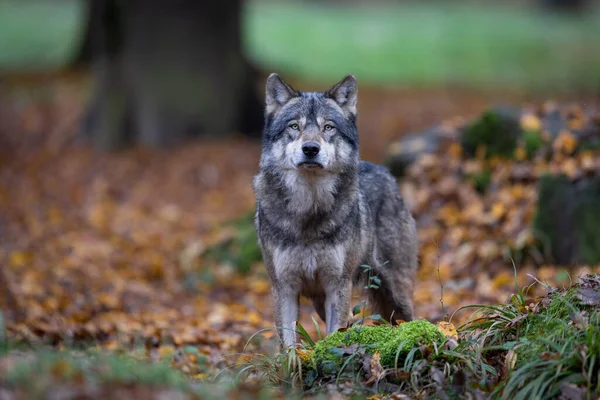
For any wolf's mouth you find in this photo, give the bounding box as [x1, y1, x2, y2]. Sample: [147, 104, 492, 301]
[298, 161, 324, 169]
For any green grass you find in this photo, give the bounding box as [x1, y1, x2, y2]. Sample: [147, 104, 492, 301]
[0, 0, 85, 71]
[2, 1, 600, 91]
[234, 273, 600, 398]
[458, 274, 600, 399]
[0, 344, 281, 399]
[2, 274, 599, 398]
[0, 347, 191, 399]
[244, 1, 600, 91]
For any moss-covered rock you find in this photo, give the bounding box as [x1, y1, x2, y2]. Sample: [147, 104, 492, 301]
[461, 107, 522, 159]
[522, 129, 548, 158]
[533, 173, 600, 265]
[312, 320, 446, 367]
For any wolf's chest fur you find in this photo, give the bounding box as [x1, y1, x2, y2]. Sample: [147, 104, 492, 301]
[271, 241, 348, 294]
[281, 170, 338, 215]
[254, 166, 369, 290]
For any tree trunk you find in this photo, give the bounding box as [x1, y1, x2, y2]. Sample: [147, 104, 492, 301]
[80, 0, 262, 150]
[533, 174, 600, 266]
[540, 0, 590, 13]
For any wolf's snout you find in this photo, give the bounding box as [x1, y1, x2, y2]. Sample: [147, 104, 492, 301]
[302, 141, 321, 158]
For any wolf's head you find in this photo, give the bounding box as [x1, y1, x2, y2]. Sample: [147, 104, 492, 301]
[259, 74, 359, 174]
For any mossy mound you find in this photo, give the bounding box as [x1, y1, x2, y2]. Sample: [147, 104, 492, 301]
[533, 173, 600, 265]
[312, 320, 446, 367]
[461, 107, 522, 159]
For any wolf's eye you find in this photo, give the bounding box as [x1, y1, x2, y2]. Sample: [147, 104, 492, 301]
[324, 124, 334, 131]
[289, 123, 299, 130]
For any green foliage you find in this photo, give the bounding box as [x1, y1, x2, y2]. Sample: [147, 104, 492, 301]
[504, 310, 600, 398]
[237, 274, 600, 398]
[203, 212, 261, 274]
[461, 274, 600, 399]
[522, 130, 547, 158]
[4, 1, 600, 92]
[312, 320, 446, 367]
[0, 1, 84, 70]
[469, 168, 492, 193]
[246, 2, 600, 92]
[1, 349, 189, 392]
[461, 110, 520, 158]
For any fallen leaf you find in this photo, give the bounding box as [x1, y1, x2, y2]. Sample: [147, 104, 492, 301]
[436, 321, 458, 340]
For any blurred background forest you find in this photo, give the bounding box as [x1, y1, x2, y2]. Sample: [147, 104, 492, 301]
[1, 0, 600, 397]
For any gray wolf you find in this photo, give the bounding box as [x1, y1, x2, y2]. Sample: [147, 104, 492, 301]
[253, 73, 418, 348]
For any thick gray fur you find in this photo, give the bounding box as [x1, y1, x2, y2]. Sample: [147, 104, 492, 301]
[253, 73, 418, 348]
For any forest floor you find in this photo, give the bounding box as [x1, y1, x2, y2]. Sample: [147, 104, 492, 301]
[0, 72, 599, 399]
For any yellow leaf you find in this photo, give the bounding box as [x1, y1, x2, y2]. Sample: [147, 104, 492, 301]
[520, 113, 542, 132]
[438, 204, 461, 227]
[51, 359, 72, 377]
[10, 251, 32, 267]
[246, 311, 262, 326]
[567, 117, 585, 131]
[491, 271, 514, 290]
[296, 348, 313, 364]
[561, 158, 579, 179]
[249, 279, 271, 295]
[436, 321, 458, 340]
[103, 340, 119, 350]
[448, 143, 463, 159]
[491, 202, 506, 220]
[514, 146, 527, 161]
[580, 151, 596, 172]
[365, 349, 384, 385]
[475, 145, 487, 160]
[158, 345, 175, 359]
[553, 131, 578, 155]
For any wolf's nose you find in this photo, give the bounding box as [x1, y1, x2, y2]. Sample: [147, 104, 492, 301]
[302, 141, 320, 157]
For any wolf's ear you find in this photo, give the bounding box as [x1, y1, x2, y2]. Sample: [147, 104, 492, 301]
[325, 74, 357, 117]
[265, 73, 299, 116]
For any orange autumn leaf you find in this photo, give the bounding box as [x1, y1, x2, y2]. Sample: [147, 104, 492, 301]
[436, 321, 458, 340]
[553, 131, 578, 155]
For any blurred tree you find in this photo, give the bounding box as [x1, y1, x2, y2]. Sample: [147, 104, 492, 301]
[540, 0, 590, 13]
[76, 0, 262, 150]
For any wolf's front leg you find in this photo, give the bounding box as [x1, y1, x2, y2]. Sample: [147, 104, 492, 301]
[271, 286, 300, 348]
[324, 279, 352, 335]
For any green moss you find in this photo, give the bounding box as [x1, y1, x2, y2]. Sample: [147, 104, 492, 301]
[312, 320, 446, 368]
[3, 349, 189, 390]
[469, 168, 492, 194]
[522, 130, 547, 158]
[461, 109, 521, 159]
